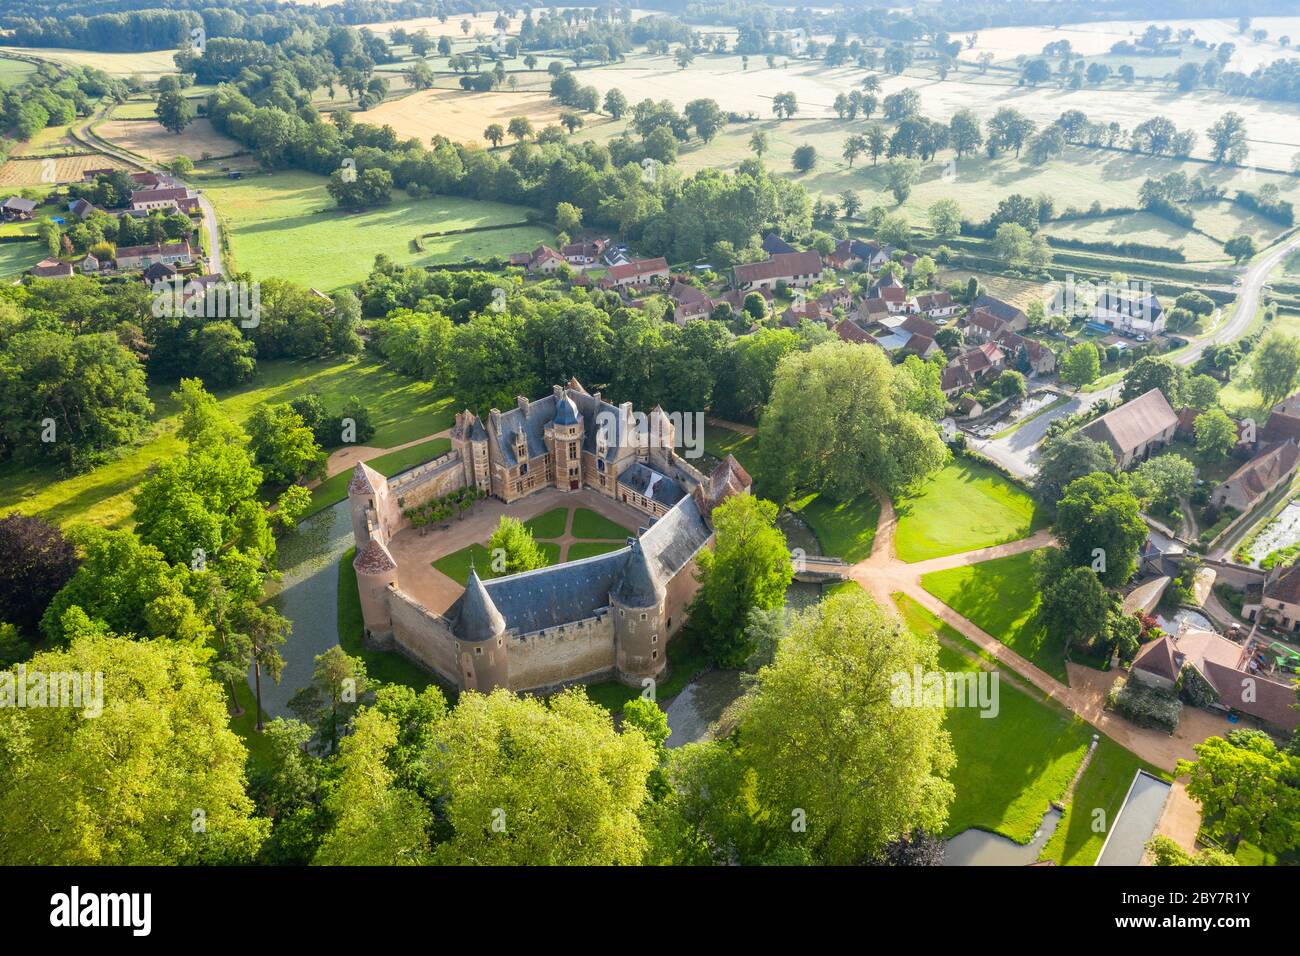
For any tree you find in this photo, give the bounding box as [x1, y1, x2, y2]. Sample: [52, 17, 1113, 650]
[431, 688, 655, 864]
[1036, 551, 1111, 656]
[315, 706, 432, 865]
[1061, 341, 1100, 388]
[927, 198, 962, 238]
[555, 200, 582, 235]
[791, 144, 817, 172]
[1225, 234, 1257, 263]
[1251, 331, 1300, 407]
[246, 403, 326, 485]
[883, 157, 920, 203]
[1195, 407, 1237, 459]
[756, 341, 947, 502]
[507, 116, 534, 142]
[736, 588, 954, 864]
[0, 514, 78, 638]
[674, 46, 695, 69]
[287, 646, 371, 755]
[689, 495, 793, 667]
[1178, 731, 1300, 855]
[1122, 356, 1185, 406]
[986, 107, 1035, 157]
[604, 88, 628, 118]
[771, 92, 798, 119]
[949, 109, 983, 157]
[748, 130, 768, 157]
[684, 98, 725, 142]
[839, 190, 862, 219]
[1035, 432, 1116, 505]
[1021, 58, 1052, 85]
[155, 89, 195, 134]
[483, 122, 505, 146]
[1208, 112, 1250, 164]
[842, 134, 866, 167]
[486, 515, 548, 576]
[1055, 472, 1147, 586]
[0, 621, 267, 864]
[1131, 454, 1195, 513]
[1147, 835, 1238, 866]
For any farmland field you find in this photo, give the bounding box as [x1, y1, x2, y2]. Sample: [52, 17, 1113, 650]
[1041, 212, 1229, 262]
[571, 51, 1300, 168]
[0, 153, 127, 187]
[0, 356, 455, 529]
[97, 117, 245, 164]
[199, 168, 550, 288]
[0, 241, 45, 279]
[0, 45, 178, 78]
[352, 88, 613, 147]
[0, 54, 37, 84]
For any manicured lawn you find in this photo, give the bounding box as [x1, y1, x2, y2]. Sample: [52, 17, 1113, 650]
[0, 356, 452, 529]
[1040, 737, 1167, 866]
[338, 546, 442, 691]
[571, 507, 634, 540]
[199, 168, 551, 289]
[523, 506, 569, 539]
[896, 595, 1094, 845]
[432, 541, 562, 586]
[0, 241, 44, 279]
[228, 678, 275, 775]
[567, 540, 628, 561]
[920, 549, 1069, 682]
[306, 437, 451, 516]
[789, 491, 880, 563]
[893, 460, 1045, 563]
[703, 423, 757, 471]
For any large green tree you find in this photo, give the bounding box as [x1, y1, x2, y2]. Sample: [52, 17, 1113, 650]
[1178, 730, 1300, 855]
[1055, 472, 1147, 586]
[1251, 331, 1300, 408]
[1034, 432, 1116, 505]
[689, 494, 794, 667]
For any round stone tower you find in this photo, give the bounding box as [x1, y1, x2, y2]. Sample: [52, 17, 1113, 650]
[611, 539, 667, 686]
[553, 394, 584, 491]
[353, 538, 398, 646]
[452, 568, 510, 692]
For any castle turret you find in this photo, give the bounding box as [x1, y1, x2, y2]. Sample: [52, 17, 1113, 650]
[354, 538, 398, 642]
[612, 539, 667, 685]
[553, 393, 584, 490]
[452, 568, 510, 692]
[347, 461, 394, 547]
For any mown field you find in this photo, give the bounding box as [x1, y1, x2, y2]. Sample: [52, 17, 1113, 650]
[0, 45, 178, 78]
[0, 356, 455, 529]
[0, 153, 127, 187]
[0, 241, 45, 279]
[199, 168, 551, 288]
[0, 54, 37, 84]
[98, 117, 244, 164]
[1041, 212, 1229, 263]
[353, 88, 608, 147]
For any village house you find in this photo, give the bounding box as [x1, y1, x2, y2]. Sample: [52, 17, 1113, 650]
[867, 278, 907, 313]
[761, 232, 796, 255]
[1210, 440, 1300, 513]
[130, 186, 200, 214]
[732, 250, 823, 292]
[78, 253, 101, 274]
[855, 296, 890, 323]
[1079, 388, 1179, 470]
[1094, 289, 1166, 337]
[994, 330, 1057, 376]
[1245, 561, 1300, 636]
[971, 294, 1028, 331]
[962, 308, 1012, 343]
[1261, 391, 1300, 445]
[909, 291, 957, 319]
[940, 362, 974, 397]
[113, 240, 197, 273]
[825, 237, 888, 271]
[957, 394, 984, 418]
[561, 238, 607, 265]
[526, 244, 566, 275]
[603, 256, 670, 289]
[1, 197, 37, 221]
[836, 317, 876, 345]
[67, 198, 97, 220]
[1131, 628, 1299, 734]
[30, 258, 73, 279]
[943, 341, 1006, 385]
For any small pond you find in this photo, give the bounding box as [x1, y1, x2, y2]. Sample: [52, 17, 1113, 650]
[969, 391, 1061, 438]
[664, 670, 745, 748]
[942, 808, 1063, 866]
[1156, 606, 1215, 634]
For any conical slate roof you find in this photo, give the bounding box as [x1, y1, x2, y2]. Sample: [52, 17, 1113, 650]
[555, 394, 580, 426]
[454, 568, 506, 641]
[612, 538, 662, 608]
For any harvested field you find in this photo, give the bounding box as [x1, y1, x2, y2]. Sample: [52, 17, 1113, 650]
[0, 45, 179, 78]
[351, 88, 596, 146]
[0, 153, 127, 187]
[97, 117, 244, 163]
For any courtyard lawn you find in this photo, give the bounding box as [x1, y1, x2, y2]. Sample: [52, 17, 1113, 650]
[893, 460, 1045, 563]
[571, 507, 634, 540]
[432, 541, 562, 587]
[702, 423, 757, 472]
[198, 168, 551, 289]
[896, 596, 1093, 844]
[1040, 736, 1167, 866]
[789, 491, 881, 563]
[0, 355, 453, 529]
[338, 546, 442, 691]
[306, 436, 451, 516]
[920, 549, 1069, 682]
[523, 506, 570, 539]
[566, 540, 628, 561]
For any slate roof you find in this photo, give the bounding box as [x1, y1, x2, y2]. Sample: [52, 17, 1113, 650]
[1080, 388, 1178, 459]
[492, 395, 558, 466]
[611, 539, 662, 607]
[2, 197, 37, 213]
[453, 568, 507, 641]
[762, 232, 797, 255]
[348, 461, 382, 495]
[618, 461, 686, 507]
[555, 394, 580, 426]
[971, 294, 1026, 323]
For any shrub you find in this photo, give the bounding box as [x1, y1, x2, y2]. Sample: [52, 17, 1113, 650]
[1108, 676, 1182, 733]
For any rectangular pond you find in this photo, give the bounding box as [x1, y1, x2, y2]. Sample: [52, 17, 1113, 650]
[1095, 770, 1171, 866]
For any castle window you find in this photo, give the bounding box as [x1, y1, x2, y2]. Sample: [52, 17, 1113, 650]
[640, 612, 647, 621]
[666, 618, 671, 629]
[497, 638, 503, 647]
[597, 460, 604, 473]
[651, 634, 658, 644]
[569, 441, 576, 456]
[651, 650, 658, 660]
[475, 647, 482, 656]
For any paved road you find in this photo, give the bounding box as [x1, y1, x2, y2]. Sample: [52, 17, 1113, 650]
[972, 231, 1300, 478]
[70, 105, 224, 275]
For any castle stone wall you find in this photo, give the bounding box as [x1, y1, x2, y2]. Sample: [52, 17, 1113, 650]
[506, 613, 617, 691]
[390, 454, 468, 532]
[387, 587, 460, 685]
